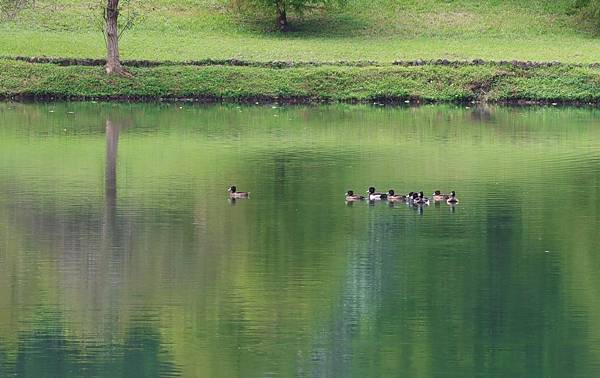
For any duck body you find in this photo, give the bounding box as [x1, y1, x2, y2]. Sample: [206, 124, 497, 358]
[414, 191, 430, 206]
[387, 189, 407, 202]
[432, 190, 450, 202]
[345, 190, 365, 201]
[367, 187, 387, 200]
[446, 191, 459, 204]
[228, 185, 250, 198]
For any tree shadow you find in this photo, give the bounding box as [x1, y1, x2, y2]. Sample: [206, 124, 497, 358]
[232, 12, 371, 39]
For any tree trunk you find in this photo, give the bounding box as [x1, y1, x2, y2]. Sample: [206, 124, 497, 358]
[276, 1, 288, 31]
[105, 0, 131, 76]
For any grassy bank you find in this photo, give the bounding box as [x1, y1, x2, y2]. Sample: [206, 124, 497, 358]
[3, 58, 600, 103]
[3, 1, 600, 103]
[1, 0, 600, 63]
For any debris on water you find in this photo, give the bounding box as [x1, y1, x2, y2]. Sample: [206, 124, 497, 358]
[49, 110, 54, 113]
[67, 112, 74, 114]
[404, 100, 410, 103]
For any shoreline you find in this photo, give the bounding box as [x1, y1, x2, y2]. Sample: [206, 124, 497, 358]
[3, 57, 600, 105]
[3, 56, 579, 68]
[5, 94, 600, 107]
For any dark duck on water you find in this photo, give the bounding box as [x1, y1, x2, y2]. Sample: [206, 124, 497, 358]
[367, 187, 387, 200]
[227, 185, 250, 198]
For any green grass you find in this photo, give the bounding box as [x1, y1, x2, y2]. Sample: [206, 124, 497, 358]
[3, 0, 600, 102]
[1, 0, 600, 63]
[3, 58, 600, 103]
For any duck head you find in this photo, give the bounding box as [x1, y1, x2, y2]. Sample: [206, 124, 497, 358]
[228, 185, 237, 193]
[388, 189, 395, 196]
[367, 187, 376, 194]
[346, 190, 354, 196]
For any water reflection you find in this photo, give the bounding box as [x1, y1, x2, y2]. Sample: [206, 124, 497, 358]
[1, 103, 600, 377]
[104, 119, 119, 241]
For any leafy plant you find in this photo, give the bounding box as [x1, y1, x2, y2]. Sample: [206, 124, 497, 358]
[87, 0, 145, 38]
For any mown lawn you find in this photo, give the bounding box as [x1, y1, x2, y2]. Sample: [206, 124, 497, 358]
[1, 0, 600, 63]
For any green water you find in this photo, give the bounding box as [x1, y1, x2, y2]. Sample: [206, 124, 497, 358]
[1, 102, 600, 377]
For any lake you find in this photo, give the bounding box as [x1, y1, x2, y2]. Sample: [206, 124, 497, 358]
[1, 102, 600, 377]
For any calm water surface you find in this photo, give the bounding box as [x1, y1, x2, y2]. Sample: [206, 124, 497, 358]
[1, 103, 600, 377]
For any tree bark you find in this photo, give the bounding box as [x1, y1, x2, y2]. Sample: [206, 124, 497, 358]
[275, 1, 288, 31]
[105, 0, 131, 76]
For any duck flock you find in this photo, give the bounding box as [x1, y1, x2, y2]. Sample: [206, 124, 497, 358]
[228, 185, 459, 206]
[345, 187, 459, 205]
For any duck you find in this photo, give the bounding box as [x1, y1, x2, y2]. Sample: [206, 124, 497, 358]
[408, 192, 420, 203]
[367, 187, 388, 200]
[414, 191, 430, 205]
[345, 190, 365, 201]
[387, 189, 407, 202]
[432, 190, 450, 202]
[446, 191, 459, 204]
[227, 185, 250, 198]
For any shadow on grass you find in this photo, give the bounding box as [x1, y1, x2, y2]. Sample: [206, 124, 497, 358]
[231, 13, 371, 39]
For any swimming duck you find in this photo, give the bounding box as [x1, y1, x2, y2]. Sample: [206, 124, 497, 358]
[227, 185, 250, 198]
[387, 189, 407, 202]
[446, 191, 459, 204]
[345, 190, 365, 201]
[414, 191, 430, 205]
[408, 192, 420, 202]
[367, 187, 388, 200]
[432, 190, 450, 202]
